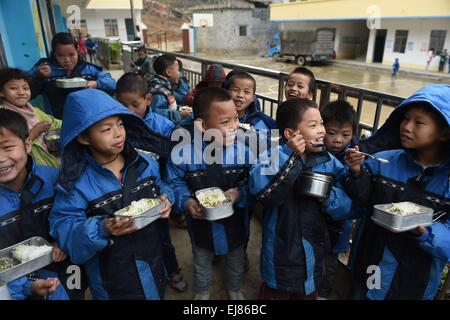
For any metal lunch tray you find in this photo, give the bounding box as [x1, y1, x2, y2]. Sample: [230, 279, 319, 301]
[195, 187, 234, 221]
[372, 202, 433, 233]
[55, 77, 87, 88]
[0, 237, 53, 283]
[113, 199, 165, 230]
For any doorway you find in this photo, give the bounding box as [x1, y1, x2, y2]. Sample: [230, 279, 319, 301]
[373, 29, 387, 63]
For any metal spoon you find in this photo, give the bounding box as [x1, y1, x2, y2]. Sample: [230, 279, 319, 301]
[305, 140, 325, 149]
[354, 150, 390, 163]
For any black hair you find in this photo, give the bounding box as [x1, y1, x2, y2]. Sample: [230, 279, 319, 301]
[287, 67, 316, 95]
[404, 102, 449, 132]
[136, 46, 146, 54]
[276, 98, 318, 139]
[0, 109, 30, 142]
[321, 100, 357, 133]
[51, 32, 78, 53]
[0, 68, 31, 91]
[153, 54, 177, 75]
[193, 87, 233, 120]
[116, 72, 148, 98]
[225, 72, 256, 94]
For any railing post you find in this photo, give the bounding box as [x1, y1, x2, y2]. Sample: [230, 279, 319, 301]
[277, 73, 285, 104]
[319, 84, 331, 109]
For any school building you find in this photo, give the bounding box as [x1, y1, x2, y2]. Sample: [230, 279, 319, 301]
[270, 0, 450, 71]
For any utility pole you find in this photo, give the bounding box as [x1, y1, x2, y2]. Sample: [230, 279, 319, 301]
[130, 0, 136, 39]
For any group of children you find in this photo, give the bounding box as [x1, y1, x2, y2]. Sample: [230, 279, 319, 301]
[0, 32, 449, 301]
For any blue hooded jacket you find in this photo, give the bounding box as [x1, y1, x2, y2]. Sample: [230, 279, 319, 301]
[1, 159, 69, 300]
[28, 58, 116, 119]
[345, 84, 450, 300]
[249, 144, 353, 294]
[49, 89, 174, 300]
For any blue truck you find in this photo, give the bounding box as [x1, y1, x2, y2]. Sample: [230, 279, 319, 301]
[268, 28, 335, 66]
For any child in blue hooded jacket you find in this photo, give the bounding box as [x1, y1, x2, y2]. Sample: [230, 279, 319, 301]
[49, 89, 174, 300]
[344, 84, 450, 300]
[0, 109, 71, 300]
[250, 98, 353, 299]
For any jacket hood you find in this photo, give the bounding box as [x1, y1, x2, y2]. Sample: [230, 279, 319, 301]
[360, 84, 450, 154]
[58, 89, 169, 190]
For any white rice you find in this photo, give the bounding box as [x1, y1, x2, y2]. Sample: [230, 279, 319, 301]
[385, 202, 423, 216]
[12, 244, 52, 262]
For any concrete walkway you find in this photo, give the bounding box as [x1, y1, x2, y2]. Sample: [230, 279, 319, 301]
[325, 59, 450, 81]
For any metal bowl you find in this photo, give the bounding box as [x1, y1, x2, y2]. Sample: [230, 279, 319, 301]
[113, 199, 164, 230]
[43, 128, 61, 153]
[0, 237, 53, 283]
[0, 281, 12, 300]
[372, 202, 433, 233]
[195, 187, 234, 221]
[296, 171, 334, 199]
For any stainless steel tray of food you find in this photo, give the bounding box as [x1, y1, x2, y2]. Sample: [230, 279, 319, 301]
[43, 128, 61, 153]
[195, 187, 234, 221]
[55, 77, 87, 88]
[371, 201, 433, 233]
[113, 198, 164, 230]
[296, 171, 334, 199]
[0, 281, 12, 300]
[0, 237, 53, 283]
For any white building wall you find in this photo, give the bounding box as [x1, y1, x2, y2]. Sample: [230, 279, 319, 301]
[369, 18, 450, 71]
[81, 8, 142, 42]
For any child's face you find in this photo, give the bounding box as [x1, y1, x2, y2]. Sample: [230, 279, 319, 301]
[324, 121, 354, 155]
[165, 61, 180, 83]
[54, 44, 79, 72]
[137, 50, 146, 60]
[228, 78, 255, 116]
[77, 116, 126, 157]
[285, 108, 325, 154]
[285, 73, 312, 100]
[0, 128, 32, 190]
[0, 79, 31, 108]
[200, 99, 239, 147]
[117, 92, 151, 118]
[400, 106, 448, 150]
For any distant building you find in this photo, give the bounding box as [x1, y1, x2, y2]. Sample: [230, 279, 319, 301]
[58, 0, 145, 42]
[270, 0, 450, 70]
[191, 0, 280, 55]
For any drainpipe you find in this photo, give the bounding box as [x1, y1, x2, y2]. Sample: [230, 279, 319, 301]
[130, 0, 136, 39]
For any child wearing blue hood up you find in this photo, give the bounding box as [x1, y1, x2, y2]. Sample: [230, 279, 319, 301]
[344, 84, 450, 300]
[49, 89, 174, 300]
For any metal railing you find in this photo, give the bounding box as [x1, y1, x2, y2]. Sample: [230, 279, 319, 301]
[121, 43, 405, 136]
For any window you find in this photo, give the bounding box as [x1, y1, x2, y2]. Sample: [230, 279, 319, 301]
[252, 9, 268, 21]
[239, 25, 247, 37]
[104, 19, 118, 37]
[393, 30, 408, 53]
[429, 30, 447, 53]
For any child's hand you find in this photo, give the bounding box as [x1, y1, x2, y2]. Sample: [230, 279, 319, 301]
[344, 146, 365, 174]
[180, 109, 192, 118]
[52, 242, 67, 263]
[104, 217, 138, 236]
[185, 198, 204, 220]
[159, 194, 172, 219]
[287, 130, 306, 157]
[30, 121, 51, 141]
[37, 63, 51, 78]
[85, 81, 98, 88]
[409, 225, 426, 237]
[225, 188, 240, 205]
[31, 278, 60, 297]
